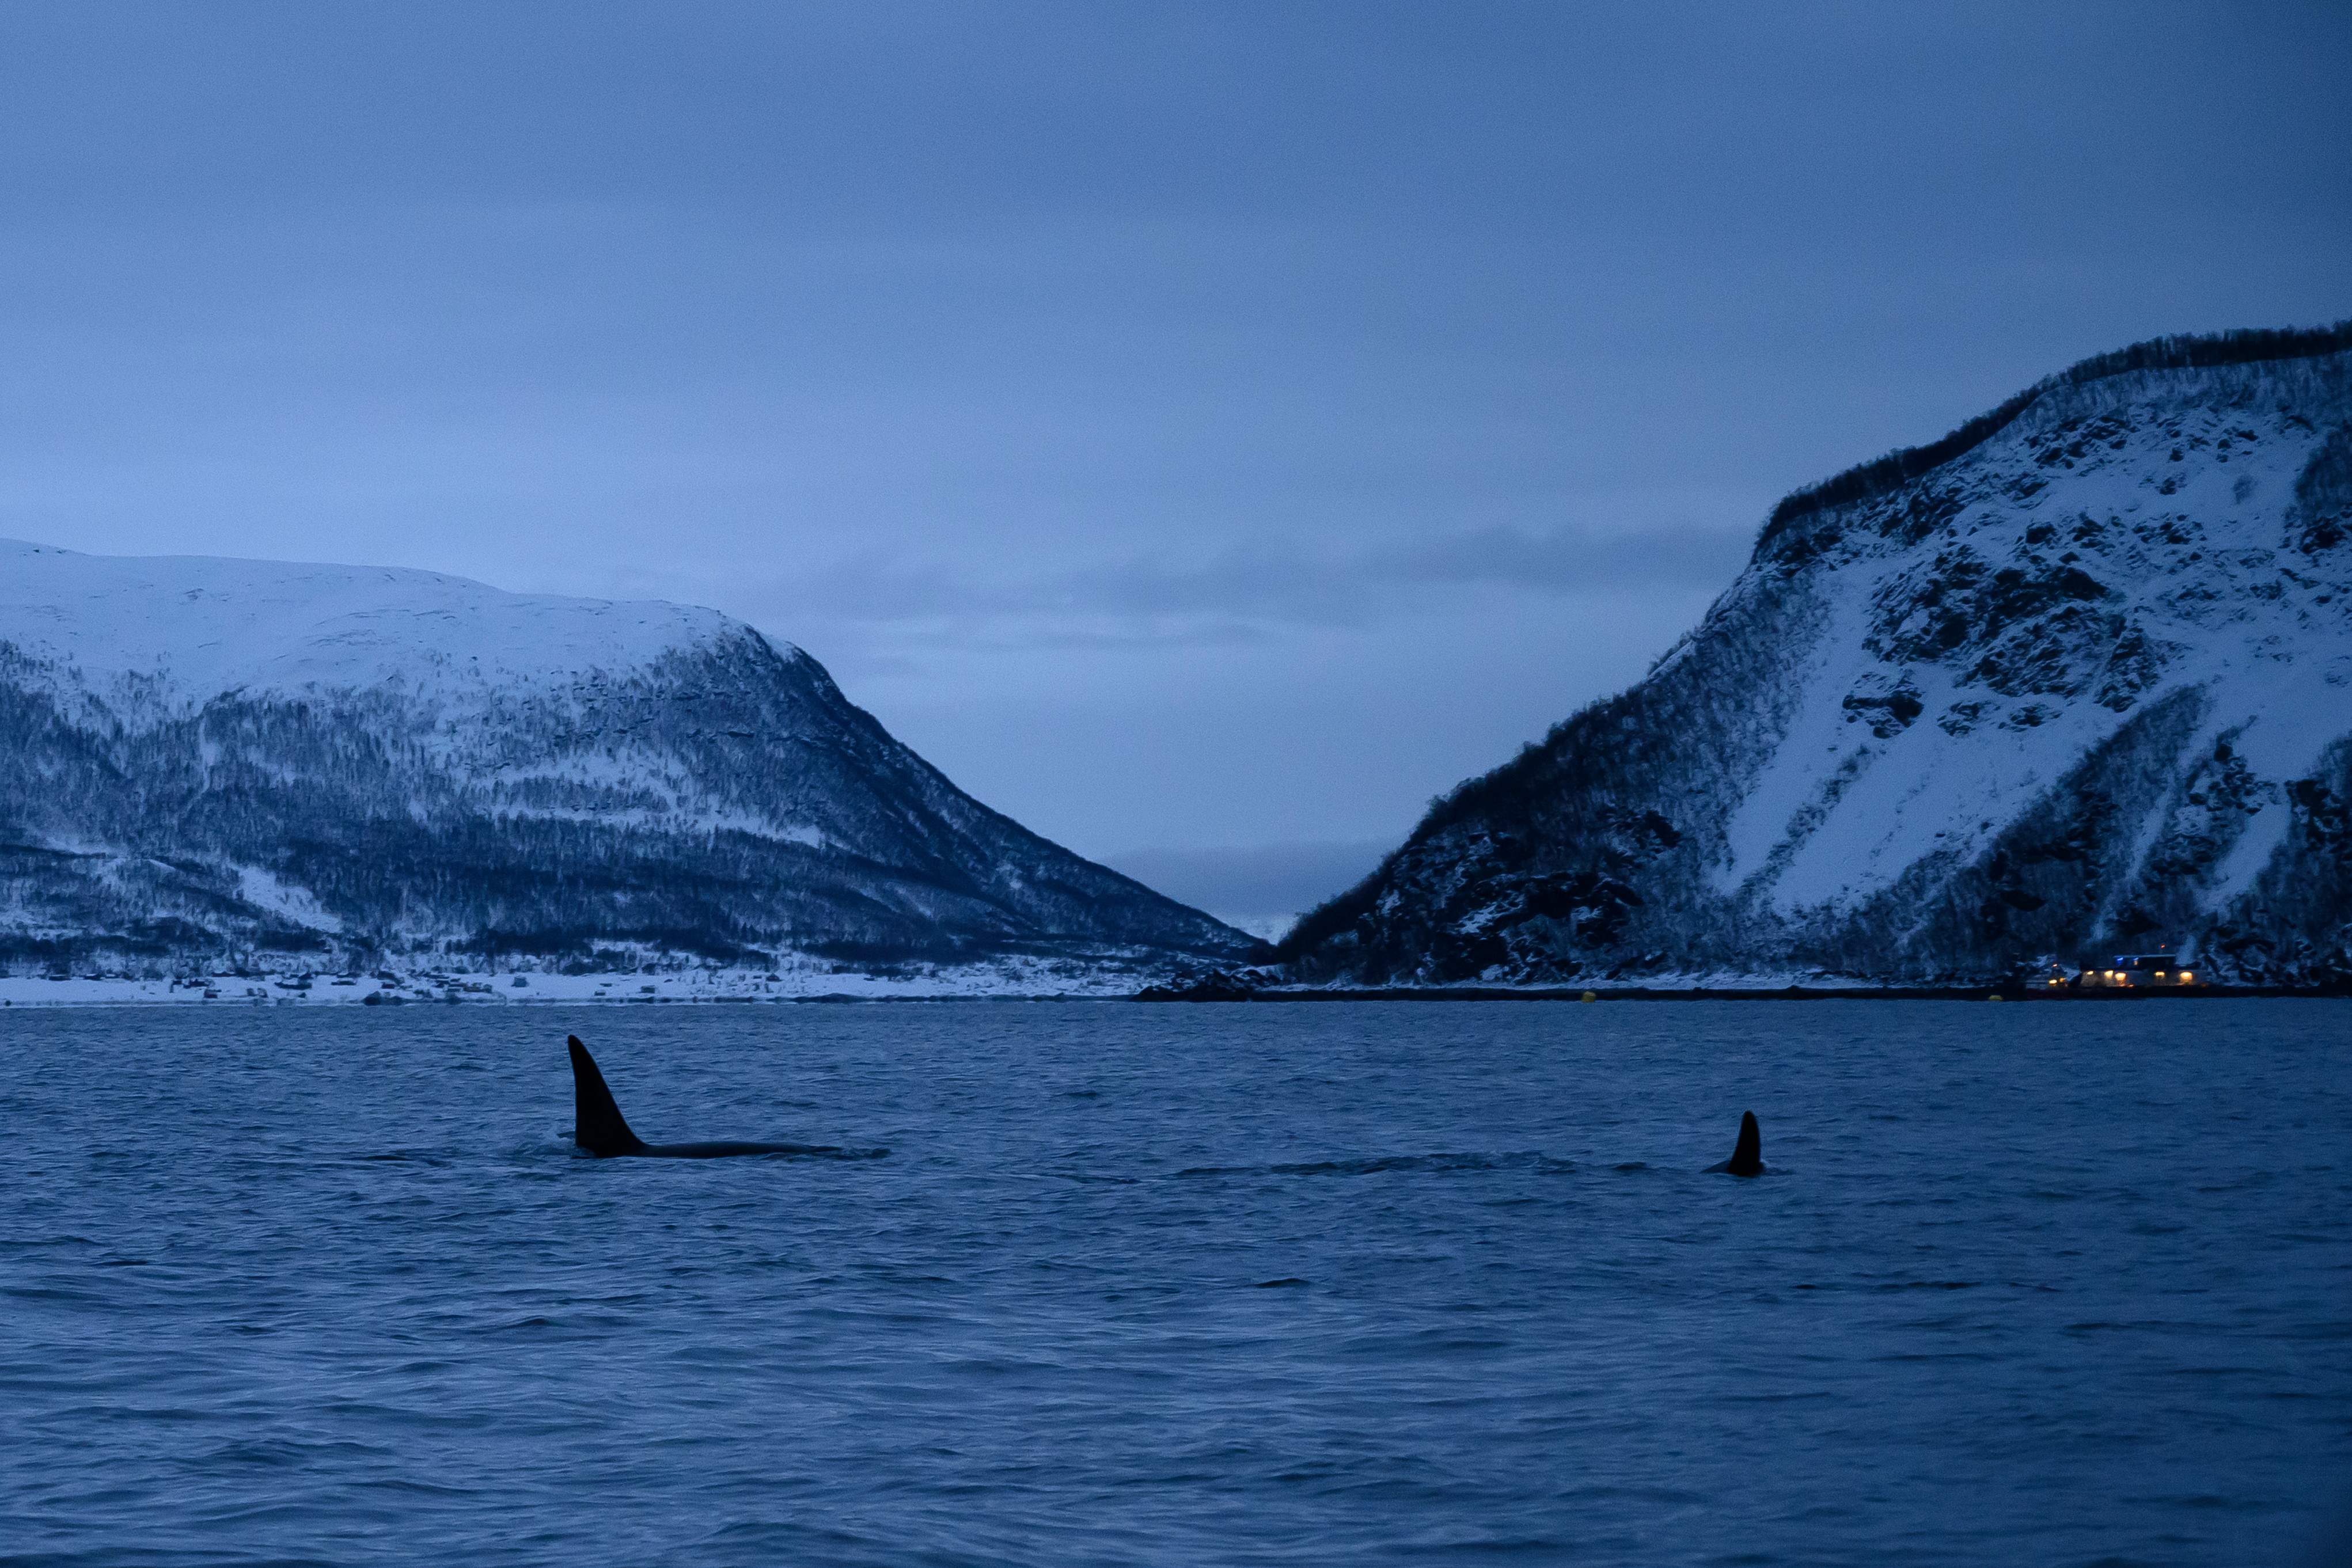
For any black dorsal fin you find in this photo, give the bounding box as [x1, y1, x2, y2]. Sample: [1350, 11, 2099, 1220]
[569, 1035, 648, 1156]
[1724, 1110, 1763, 1176]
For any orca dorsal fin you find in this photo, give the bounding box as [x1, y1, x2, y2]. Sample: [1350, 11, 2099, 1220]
[1721, 1110, 1763, 1176]
[569, 1035, 648, 1156]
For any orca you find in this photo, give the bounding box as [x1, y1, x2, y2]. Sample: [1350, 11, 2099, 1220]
[1705, 1110, 1766, 1176]
[568, 1034, 851, 1159]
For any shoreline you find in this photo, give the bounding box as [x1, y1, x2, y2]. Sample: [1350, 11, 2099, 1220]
[1, 978, 2343, 1007]
[0, 966, 1146, 1008]
[1136, 984, 2350, 1002]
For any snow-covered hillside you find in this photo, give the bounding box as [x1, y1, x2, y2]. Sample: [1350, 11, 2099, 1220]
[0, 544, 734, 702]
[1279, 324, 2352, 987]
[0, 543, 1257, 979]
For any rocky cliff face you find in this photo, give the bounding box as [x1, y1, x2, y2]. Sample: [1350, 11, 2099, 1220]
[1279, 324, 2352, 987]
[0, 543, 1255, 978]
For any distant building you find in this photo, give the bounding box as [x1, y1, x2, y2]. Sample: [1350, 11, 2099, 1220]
[2080, 951, 2198, 988]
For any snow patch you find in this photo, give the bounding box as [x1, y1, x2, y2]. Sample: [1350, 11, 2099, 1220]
[234, 866, 344, 933]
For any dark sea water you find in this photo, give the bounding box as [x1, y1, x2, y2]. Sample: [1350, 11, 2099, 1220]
[2, 1000, 2347, 1567]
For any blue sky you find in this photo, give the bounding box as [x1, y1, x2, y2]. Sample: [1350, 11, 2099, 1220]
[3, 2, 2347, 923]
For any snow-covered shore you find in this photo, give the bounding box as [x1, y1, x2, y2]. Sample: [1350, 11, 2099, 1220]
[0, 960, 1146, 1007]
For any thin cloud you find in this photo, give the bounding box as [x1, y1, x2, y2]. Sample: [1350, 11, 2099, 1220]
[747, 520, 1757, 646]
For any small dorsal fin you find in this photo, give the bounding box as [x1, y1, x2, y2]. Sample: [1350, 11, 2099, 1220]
[1722, 1110, 1763, 1176]
[569, 1035, 648, 1156]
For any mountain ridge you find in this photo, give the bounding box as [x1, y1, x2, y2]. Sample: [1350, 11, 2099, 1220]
[0, 541, 1258, 979]
[1276, 322, 2352, 988]
[1762, 320, 2352, 540]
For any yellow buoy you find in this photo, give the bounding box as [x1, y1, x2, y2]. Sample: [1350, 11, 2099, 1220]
[1580, 990, 1598, 1003]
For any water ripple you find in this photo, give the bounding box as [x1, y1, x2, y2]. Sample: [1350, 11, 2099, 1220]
[0, 1000, 2345, 1566]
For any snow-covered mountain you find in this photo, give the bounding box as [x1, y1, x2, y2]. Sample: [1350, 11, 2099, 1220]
[0, 542, 1258, 978]
[1277, 324, 2352, 988]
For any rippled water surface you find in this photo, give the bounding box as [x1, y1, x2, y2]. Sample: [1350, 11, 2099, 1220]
[3, 1000, 2348, 1566]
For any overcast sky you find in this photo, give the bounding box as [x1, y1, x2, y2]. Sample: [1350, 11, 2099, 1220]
[2, 2, 2347, 924]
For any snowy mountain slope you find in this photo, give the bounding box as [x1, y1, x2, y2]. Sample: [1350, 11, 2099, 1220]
[1277, 324, 2352, 986]
[0, 542, 1257, 975]
[0, 545, 733, 703]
